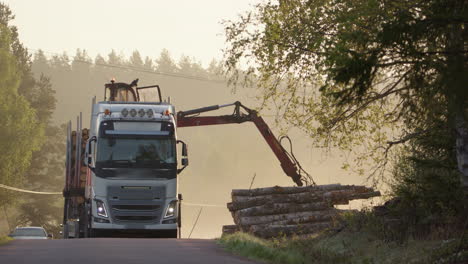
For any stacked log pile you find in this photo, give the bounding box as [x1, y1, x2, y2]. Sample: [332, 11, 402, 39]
[224, 184, 380, 238]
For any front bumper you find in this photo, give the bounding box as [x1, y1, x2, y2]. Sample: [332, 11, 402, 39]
[92, 220, 177, 230]
[91, 197, 178, 230]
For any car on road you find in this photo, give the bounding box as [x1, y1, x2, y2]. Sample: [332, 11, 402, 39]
[8, 227, 52, 240]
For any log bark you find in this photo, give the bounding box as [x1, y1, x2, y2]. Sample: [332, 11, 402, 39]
[232, 184, 344, 197]
[228, 190, 380, 211]
[249, 222, 332, 238]
[222, 225, 239, 235]
[225, 184, 381, 238]
[245, 213, 336, 227]
[234, 209, 337, 227]
[228, 193, 323, 211]
[234, 202, 331, 217]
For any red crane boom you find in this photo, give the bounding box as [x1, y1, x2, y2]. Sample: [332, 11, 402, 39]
[177, 101, 313, 186]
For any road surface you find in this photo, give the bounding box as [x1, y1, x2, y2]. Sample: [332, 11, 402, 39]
[0, 238, 260, 264]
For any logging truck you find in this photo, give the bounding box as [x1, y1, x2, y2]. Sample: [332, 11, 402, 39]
[62, 79, 310, 238]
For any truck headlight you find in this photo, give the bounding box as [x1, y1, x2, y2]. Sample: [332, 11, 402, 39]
[95, 200, 108, 218]
[164, 200, 177, 218]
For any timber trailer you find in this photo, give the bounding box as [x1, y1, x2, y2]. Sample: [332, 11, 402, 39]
[62, 79, 311, 238]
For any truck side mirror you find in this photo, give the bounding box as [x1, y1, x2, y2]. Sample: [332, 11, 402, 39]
[87, 136, 97, 171]
[177, 140, 189, 174]
[182, 143, 188, 157]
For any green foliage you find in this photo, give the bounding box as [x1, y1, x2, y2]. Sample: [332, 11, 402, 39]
[223, 0, 468, 185]
[389, 154, 465, 236]
[219, 232, 306, 264]
[219, 229, 468, 264]
[0, 21, 44, 207]
[0, 235, 12, 246]
[0, 3, 62, 235]
[156, 48, 178, 73]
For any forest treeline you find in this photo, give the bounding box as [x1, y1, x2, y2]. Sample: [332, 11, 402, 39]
[31, 48, 225, 124]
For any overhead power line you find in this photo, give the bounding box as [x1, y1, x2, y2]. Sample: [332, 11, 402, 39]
[188, 207, 204, 239]
[0, 184, 62, 195]
[182, 202, 224, 208]
[27, 48, 227, 84]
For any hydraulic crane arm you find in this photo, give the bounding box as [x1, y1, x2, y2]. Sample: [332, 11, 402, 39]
[177, 101, 314, 186]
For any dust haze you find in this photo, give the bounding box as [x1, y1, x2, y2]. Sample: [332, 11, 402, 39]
[30, 58, 360, 238]
[2, 0, 364, 238]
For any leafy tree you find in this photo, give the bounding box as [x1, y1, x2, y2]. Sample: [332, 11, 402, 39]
[143, 56, 154, 70]
[94, 54, 106, 65]
[72, 49, 91, 73]
[0, 22, 44, 206]
[156, 48, 177, 73]
[224, 0, 468, 189]
[128, 50, 144, 68]
[108, 49, 124, 66]
[0, 4, 63, 234]
[178, 55, 206, 77]
[31, 50, 49, 75]
[207, 59, 223, 78]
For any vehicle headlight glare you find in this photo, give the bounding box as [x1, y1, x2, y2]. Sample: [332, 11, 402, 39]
[129, 108, 137, 117]
[121, 108, 129, 117]
[95, 200, 108, 218]
[146, 109, 154, 118]
[164, 200, 177, 218]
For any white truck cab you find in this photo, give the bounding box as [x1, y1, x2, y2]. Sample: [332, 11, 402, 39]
[63, 80, 187, 238]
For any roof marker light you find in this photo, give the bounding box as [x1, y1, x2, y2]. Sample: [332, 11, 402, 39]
[121, 108, 129, 117]
[130, 109, 137, 117]
[104, 109, 111, 115]
[146, 109, 154, 118]
[163, 109, 171, 116]
[138, 109, 145, 117]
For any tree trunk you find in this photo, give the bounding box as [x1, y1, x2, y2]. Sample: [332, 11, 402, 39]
[231, 184, 345, 197]
[455, 110, 468, 189]
[234, 201, 331, 217]
[229, 190, 380, 210]
[446, 0, 468, 189]
[222, 225, 240, 235]
[234, 209, 337, 227]
[249, 222, 332, 238]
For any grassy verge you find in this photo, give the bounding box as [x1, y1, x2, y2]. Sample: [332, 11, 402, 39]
[219, 230, 468, 264]
[0, 236, 12, 246]
[218, 232, 306, 264]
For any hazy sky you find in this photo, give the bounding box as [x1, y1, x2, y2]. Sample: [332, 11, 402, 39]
[3, 0, 259, 67]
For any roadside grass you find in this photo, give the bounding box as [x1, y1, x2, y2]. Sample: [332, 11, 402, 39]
[0, 236, 12, 246]
[218, 228, 468, 264]
[218, 232, 306, 264]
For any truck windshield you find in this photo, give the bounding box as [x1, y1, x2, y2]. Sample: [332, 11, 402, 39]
[96, 137, 176, 176]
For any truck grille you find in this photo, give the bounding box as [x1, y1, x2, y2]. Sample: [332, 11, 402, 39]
[106, 185, 166, 223]
[108, 201, 164, 223]
[112, 205, 160, 211]
[115, 216, 157, 221]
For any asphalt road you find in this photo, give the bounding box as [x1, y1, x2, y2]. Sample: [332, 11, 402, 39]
[0, 238, 260, 264]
